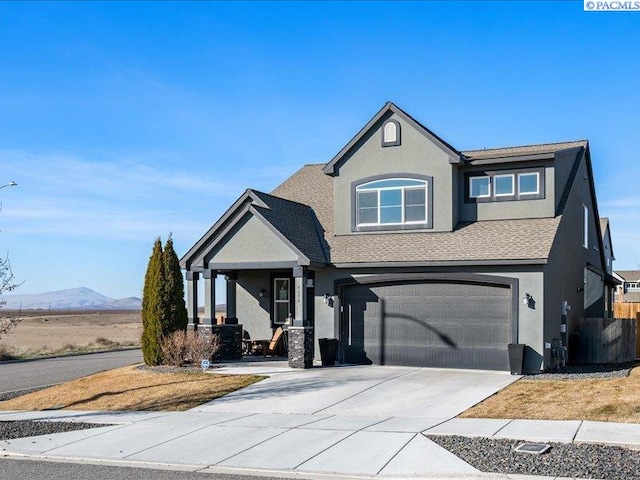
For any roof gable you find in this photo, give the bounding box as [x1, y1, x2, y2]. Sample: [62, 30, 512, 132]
[180, 188, 327, 270]
[208, 213, 299, 266]
[322, 102, 463, 176]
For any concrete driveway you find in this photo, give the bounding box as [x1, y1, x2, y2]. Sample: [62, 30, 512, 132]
[194, 361, 518, 419]
[0, 363, 519, 477]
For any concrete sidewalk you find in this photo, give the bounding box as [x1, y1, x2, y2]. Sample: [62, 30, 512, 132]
[1, 409, 639, 479]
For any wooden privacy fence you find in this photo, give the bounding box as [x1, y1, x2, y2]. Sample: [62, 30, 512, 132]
[569, 317, 637, 364]
[613, 302, 640, 319]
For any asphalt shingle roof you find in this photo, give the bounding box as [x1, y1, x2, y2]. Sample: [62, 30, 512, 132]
[251, 190, 328, 265]
[463, 140, 587, 160]
[621, 292, 640, 303]
[615, 271, 640, 282]
[272, 164, 560, 264]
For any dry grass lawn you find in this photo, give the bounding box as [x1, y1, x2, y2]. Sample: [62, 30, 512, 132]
[461, 367, 640, 423]
[0, 365, 264, 411]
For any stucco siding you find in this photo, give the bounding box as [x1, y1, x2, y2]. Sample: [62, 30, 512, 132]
[545, 150, 605, 368]
[332, 111, 455, 235]
[236, 270, 275, 341]
[207, 214, 298, 266]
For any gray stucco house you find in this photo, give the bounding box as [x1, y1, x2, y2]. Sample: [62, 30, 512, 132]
[180, 102, 612, 373]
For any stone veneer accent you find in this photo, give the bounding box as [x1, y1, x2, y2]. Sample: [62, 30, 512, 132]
[288, 326, 314, 368]
[196, 324, 243, 361]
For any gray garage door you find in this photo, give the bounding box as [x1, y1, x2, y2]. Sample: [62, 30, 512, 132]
[341, 280, 513, 370]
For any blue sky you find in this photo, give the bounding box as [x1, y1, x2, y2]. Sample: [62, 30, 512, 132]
[0, 1, 639, 299]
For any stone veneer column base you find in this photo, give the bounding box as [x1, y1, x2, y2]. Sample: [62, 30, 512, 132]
[288, 326, 314, 369]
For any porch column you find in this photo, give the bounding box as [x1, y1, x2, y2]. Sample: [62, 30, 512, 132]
[225, 272, 237, 321]
[186, 271, 199, 331]
[289, 266, 313, 368]
[202, 269, 216, 332]
[292, 266, 307, 327]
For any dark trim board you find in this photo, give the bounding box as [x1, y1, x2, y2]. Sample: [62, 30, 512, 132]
[334, 273, 519, 369]
[211, 261, 302, 270]
[333, 259, 547, 268]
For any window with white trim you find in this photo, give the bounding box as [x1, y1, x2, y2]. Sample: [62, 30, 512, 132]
[494, 174, 514, 197]
[273, 278, 290, 324]
[469, 176, 490, 198]
[466, 168, 544, 202]
[518, 172, 539, 195]
[356, 178, 427, 226]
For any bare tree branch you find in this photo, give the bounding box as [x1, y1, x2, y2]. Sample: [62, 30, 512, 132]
[0, 253, 22, 338]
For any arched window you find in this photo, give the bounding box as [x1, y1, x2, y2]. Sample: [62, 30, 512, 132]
[356, 178, 427, 226]
[382, 120, 401, 146]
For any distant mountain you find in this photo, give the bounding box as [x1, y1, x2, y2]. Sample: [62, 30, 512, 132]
[1, 287, 142, 311]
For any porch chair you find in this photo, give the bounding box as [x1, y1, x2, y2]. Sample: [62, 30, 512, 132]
[245, 327, 285, 357]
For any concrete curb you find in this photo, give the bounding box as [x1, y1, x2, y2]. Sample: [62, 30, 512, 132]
[1, 451, 593, 479]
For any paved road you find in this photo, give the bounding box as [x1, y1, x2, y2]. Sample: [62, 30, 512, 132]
[0, 458, 287, 480]
[0, 349, 143, 394]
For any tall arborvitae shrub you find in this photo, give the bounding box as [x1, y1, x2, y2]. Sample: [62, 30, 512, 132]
[141, 237, 165, 365]
[163, 235, 188, 333]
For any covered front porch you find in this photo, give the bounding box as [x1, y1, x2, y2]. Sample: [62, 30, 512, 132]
[179, 189, 329, 368]
[185, 265, 318, 366]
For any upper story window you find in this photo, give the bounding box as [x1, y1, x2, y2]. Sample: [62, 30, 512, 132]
[469, 176, 490, 198]
[356, 178, 428, 227]
[518, 172, 540, 195]
[466, 167, 545, 202]
[494, 174, 515, 197]
[626, 282, 640, 292]
[381, 120, 401, 147]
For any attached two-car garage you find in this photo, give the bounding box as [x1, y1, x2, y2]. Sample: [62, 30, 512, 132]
[340, 276, 516, 371]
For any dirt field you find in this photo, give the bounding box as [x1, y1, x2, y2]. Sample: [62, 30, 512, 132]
[0, 310, 141, 358]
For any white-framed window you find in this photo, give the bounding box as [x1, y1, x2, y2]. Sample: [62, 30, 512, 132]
[494, 174, 515, 197]
[469, 176, 490, 198]
[273, 278, 290, 324]
[467, 168, 543, 202]
[518, 172, 540, 195]
[356, 178, 427, 226]
[582, 204, 589, 249]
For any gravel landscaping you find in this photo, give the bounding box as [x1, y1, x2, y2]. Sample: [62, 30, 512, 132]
[525, 362, 636, 381]
[0, 420, 111, 441]
[429, 435, 640, 480]
[0, 387, 49, 402]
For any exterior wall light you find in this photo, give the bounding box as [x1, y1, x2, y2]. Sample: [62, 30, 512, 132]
[323, 293, 331, 305]
[523, 293, 532, 305]
[259, 289, 266, 298]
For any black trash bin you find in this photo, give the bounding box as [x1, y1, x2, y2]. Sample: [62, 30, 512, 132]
[318, 338, 338, 366]
[508, 343, 525, 375]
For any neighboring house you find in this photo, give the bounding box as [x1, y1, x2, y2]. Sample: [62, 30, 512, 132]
[599, 218, 618, 316]
[614, 270, 640, 303]
[180, 102, 610, 373]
